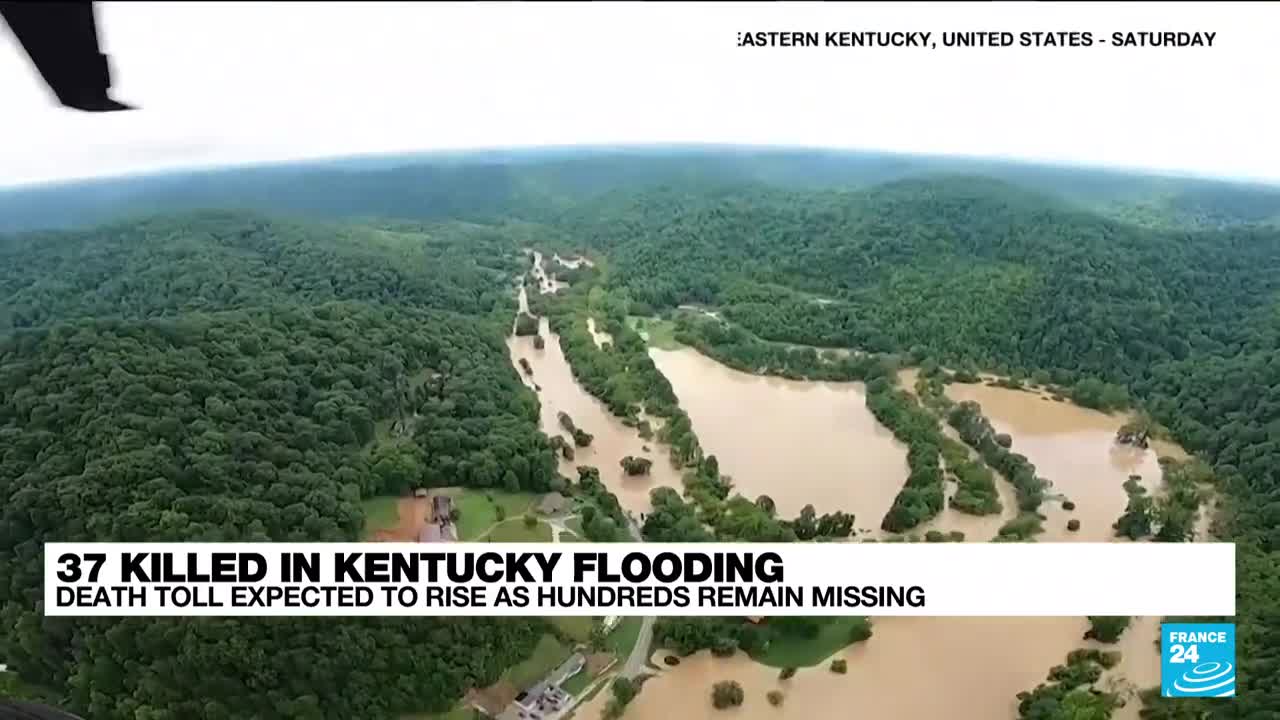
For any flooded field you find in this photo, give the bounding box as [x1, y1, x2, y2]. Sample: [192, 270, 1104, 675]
[943, 381, 1174, 543]
[590, 353, 1185, 720]
[574, 629, 1116, 720]
[507, 260, 681, 515]
[649, 347, 909, 523]
[509, 255, 1183, 720]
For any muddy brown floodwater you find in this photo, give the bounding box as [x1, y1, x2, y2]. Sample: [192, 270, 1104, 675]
[943, 381, 1180, 543]
[508, 274, 682, 515]
[577, 355, 1189, 720]
[587, 317, 613, 350]
[649, 347, 909, 523]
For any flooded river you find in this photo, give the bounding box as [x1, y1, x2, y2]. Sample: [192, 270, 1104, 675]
[574, 628, 1126, 720]
[649, 348, 909, 523]
[509, 253, 1180, 719]
[943, 381, 1177, 543]
[507, 259, 681, 515]
[573, 355, 1183, 720]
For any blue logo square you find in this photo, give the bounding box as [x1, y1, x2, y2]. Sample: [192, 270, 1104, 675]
[1161, 623, 1235, 698]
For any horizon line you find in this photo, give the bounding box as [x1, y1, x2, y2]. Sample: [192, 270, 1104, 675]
[4, 142, 1280, 192]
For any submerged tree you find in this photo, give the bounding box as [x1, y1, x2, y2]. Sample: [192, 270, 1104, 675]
[515, 312, 540, 336]
[620, 456, 654, 476]
[1084, 616, 1131, 643]
[711, 681, 745, 709]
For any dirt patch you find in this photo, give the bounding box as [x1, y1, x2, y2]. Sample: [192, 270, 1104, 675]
[370, 496, 429, 542]
[465, 680, 520, 716]
[586, 652, 615, 676]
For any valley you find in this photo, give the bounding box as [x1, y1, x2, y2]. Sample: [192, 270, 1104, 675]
[0, 149, 1274, 720]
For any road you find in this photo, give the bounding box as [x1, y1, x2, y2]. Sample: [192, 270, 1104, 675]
[621, 516, 655, 679]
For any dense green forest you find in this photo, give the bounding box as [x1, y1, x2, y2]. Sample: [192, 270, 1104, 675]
[0, 214, 557, 718]
[3, 149, 1280, 718]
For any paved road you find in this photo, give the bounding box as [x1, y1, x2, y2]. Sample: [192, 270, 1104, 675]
[621, 516, 655, 679]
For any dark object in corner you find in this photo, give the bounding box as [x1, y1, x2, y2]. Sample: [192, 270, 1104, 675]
[1, 1, 134, 111]
[0, 700, 86, 720]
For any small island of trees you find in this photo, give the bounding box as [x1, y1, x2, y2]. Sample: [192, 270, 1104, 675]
[557, 411, 594, 447]
[549, 435, 575, 461]
[1084, 616, 1131, 643]
[621, 455, 653, 476]
[711, 680, 745, 710]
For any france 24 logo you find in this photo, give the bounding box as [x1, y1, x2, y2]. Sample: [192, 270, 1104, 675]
[1161, 623, 1235, 698]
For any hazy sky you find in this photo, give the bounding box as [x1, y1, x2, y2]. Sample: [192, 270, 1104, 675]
[2, 2, 1276, 187]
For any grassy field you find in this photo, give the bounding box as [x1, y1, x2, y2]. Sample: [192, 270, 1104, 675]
[487, 518, 553, 542]
[406, 631, 576, 720]
[549, 616, 598, 643]
[447, 488, 537, 540]
[359, 496, 402, 539]
[505, 634, 573, 689]
[605, 616, 643, 658]
[751, 617, 873, 668]
[561, 667, 595, 696]
[628, 316, 681, 350]
[362, 488, 540, 541]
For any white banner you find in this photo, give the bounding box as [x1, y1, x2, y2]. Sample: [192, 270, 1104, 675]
[44, 542, 1235, 617]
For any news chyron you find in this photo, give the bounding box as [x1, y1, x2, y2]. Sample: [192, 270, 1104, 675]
[48, 542, 1231, 618]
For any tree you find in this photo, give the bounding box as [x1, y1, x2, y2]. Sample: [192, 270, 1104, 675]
[1084, 616, 1131, 643]
[766, 690, 784, 706]
[589, 624, 609, 652]
[514, 312, 539, 336]
[711, 681, 745, 709]
[620, 456, 654, 476]
[1113, 493, 1154, 540]
[611, 677, 637, 705]
[755, 495, 776, 517]
[792, 504, 818, 541]
[1154, 496, 1196, 542]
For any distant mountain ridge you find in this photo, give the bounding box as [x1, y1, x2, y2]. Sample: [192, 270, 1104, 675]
[3, 146, 1278, 233]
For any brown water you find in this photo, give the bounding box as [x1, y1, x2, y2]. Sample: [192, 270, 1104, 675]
[508, 276, 681, 515]
[649, 347, 909, 523]
[583, 356, 1187, 720]
[586, 317, 613, 350]
[943, 382, 1172, 543]
[528, 250, 568, 294]
[574, 630, 1091, 720]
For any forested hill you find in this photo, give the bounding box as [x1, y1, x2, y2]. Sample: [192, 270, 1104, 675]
[3, 147, 1278, 233]
[551, 176, 1280, 716]
[556, 176, 1280, 382]
[0, 211, 526, 329]
[0, 214, 560, 718]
